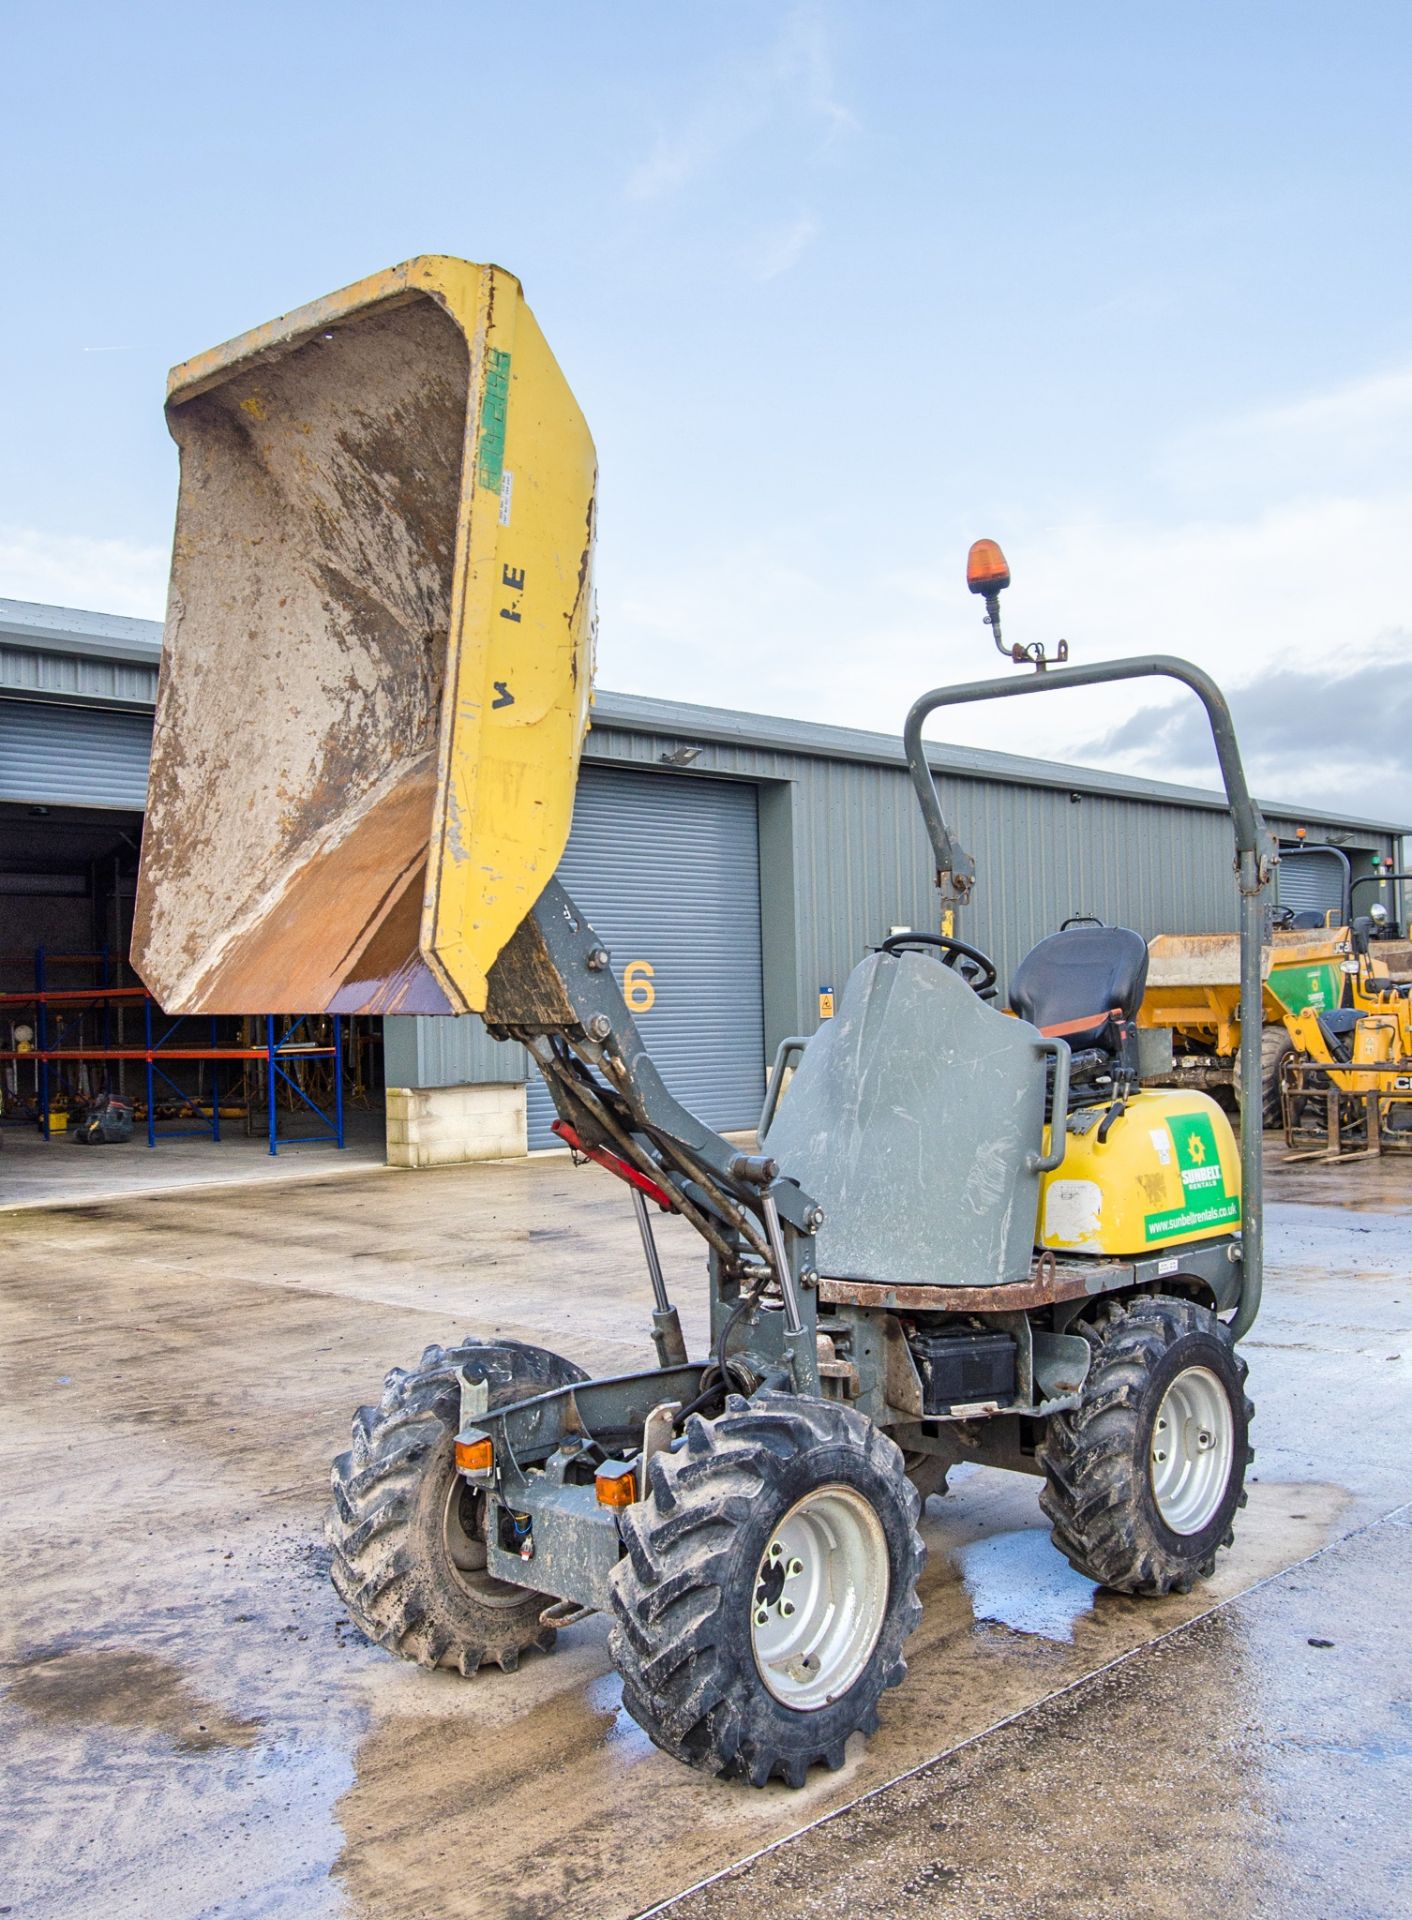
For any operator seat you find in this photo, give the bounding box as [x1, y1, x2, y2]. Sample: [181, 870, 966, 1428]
[1010, 924, 1149, 1091]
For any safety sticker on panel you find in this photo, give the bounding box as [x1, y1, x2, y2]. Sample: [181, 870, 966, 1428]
[1143, 1113, 1240, 1242]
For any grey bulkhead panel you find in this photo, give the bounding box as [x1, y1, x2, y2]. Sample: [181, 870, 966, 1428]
[766, 952, 1049, 1290]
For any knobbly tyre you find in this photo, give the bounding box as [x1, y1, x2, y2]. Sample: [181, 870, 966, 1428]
[133, 258, 1268, 1788]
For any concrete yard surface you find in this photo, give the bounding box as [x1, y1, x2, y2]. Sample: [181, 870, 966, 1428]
[0, 1111, 388, 1213]
[655, 1504, 1412, 1920]
[0, 1148, 1409, 1920]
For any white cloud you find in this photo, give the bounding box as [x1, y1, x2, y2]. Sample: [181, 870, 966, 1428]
[626, 119, 741, 205]
[776, 2, 859, 139]
[848, 490, 1412, 803]
[754, 212, 820, 281]
[600, 353, 1412, 821]
[1159, 358, 1412, 504]
[0, 524, 167, 619]
[1080, 637, 1411, 820]
[623, 3, 857, 203]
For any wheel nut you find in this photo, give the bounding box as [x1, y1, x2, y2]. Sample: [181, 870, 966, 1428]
[786, 1557, 804, 1577]
[754, 1607, 769, 1627]
[779, 1599, 796, 1618]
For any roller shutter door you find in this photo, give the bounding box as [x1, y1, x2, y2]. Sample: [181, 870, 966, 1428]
[527, 765, 765, 1150]
[1276, 846, 1347, 923]
[0, 701, 153, 809]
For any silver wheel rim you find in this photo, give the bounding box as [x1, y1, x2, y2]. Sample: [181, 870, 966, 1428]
[750, 1484, 890, 1710]
[441, 1476, 528, 1607]
[1150, 1365, 1235, 1534]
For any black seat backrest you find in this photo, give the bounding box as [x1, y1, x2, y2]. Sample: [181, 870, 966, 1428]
[1289, 910, 1327, 930]
[1010, 925, 1150, 1056]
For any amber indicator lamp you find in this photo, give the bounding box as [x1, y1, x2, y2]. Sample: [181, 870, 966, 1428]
[966, 538, 1068, 670]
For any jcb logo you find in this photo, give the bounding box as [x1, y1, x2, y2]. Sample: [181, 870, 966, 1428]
[624, 960, 656, 1013]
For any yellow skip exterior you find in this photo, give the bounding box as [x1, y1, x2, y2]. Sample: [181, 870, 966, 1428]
[414, 262, 597, 1013]
[149, 257, 597, 1016]
[1037, 1089, 1242, 1257]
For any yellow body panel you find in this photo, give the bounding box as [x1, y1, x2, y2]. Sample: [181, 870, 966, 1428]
[1350, 957, 1412, 1057]
[133, 257, 595, 1016]
[1037, 1089, 1241, 1257]
[1286, 1004, 1412, 1097]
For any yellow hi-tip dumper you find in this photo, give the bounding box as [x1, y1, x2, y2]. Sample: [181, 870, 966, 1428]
[134, 259, 1271, 1788]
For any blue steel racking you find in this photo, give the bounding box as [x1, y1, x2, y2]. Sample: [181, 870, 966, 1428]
[0, 951, 345, 1154]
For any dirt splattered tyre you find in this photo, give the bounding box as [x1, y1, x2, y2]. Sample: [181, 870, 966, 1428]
[1037, 1295, 1253, 1596]
[1233, 1025, 1294, 1127]
[328, 1337, 587, 1674]
[609, 1393, 924, 1787]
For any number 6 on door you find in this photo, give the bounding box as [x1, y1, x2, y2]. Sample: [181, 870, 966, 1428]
[624, 960, 656, 1012]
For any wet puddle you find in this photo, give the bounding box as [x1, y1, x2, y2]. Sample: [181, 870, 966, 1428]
[957, 1527, 1099, 1642]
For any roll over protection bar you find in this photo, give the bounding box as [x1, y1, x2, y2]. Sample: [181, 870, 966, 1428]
[903, 656, 1276, 1342]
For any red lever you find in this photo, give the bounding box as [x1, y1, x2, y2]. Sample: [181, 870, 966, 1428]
[551, 1120, 675, 1211]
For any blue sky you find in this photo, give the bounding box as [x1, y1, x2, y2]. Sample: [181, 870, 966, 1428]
[4, 1, 1409, 814]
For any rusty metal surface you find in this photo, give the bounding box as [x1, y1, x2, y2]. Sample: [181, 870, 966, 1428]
[817, 1265, 1106, 1313]
[133, 293, 466, 1014]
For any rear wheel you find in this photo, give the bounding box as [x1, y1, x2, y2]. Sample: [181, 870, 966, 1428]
[1233, 1026, 1294, 1127]
[1037, 1296, 1252, 1595]
[610, 1394, 924, 1786]
[328, 1337, 587, 1674]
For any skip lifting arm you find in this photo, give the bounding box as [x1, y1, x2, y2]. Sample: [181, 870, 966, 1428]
[487, 878, 822, 1388]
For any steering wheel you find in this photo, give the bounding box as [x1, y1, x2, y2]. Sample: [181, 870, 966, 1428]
[879, 930, 998, 998]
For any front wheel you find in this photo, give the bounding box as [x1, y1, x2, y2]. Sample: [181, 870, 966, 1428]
[1037, 1296, 1252, 1595]
[609, 1394, 924, 1787]
[328, 1337, 587, 1674]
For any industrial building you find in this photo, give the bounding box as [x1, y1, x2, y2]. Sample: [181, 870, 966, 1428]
[2, 595, 1407, 1169]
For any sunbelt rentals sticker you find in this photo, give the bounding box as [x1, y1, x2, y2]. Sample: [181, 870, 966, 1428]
[1143, 1113, 1240, 1242]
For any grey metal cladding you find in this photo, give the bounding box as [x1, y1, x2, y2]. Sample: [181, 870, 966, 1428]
[0, 642, 161, 710]
[0, 601, 163, 712]
[382, 1009, 525, 1090]
[526, 763, 765, 1148]
[7, 598, 1405, 1085]
[765, 950, 1048, 1289]
[0, 598, 164, 663]
[583, 716, 1403, 1053]
[589, 690, 1412, 838]
[0, 701, 154, 809]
